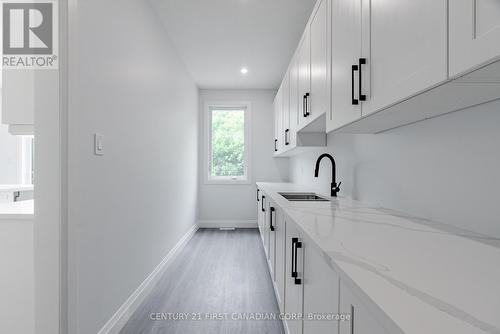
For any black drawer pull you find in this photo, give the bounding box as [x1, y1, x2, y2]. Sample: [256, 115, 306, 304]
[285, 129, 290, 146]
[274, 139, 278, 152]
[261, 196, 265, 212]
[257, 188, 260, 202]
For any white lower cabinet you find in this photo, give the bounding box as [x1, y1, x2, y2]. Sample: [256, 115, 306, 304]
[263, 195, 270, 258]
[339, 281, 388, 334]
[274, 207, 286, 312]
[256, 188, 388, 334]
[259, 193, 267, 248]
[303, 243, 340, 334]
[268, 200, 277, 280]
[284, 221, 304, 334]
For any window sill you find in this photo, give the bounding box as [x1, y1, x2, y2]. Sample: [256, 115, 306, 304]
[204, 179, 252, 185]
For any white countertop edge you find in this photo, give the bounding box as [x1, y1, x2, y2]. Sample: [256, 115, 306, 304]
[0, 200, 35, 219]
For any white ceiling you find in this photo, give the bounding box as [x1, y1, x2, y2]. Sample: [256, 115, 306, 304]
[150, 0, 317, 89]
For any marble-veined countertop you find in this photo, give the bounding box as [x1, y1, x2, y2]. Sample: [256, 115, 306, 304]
[257, 182, 500, 334]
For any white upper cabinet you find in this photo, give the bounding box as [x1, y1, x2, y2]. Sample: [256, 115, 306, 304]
[362, 0, 448, 116]
[282, 0, 500, 136]
[297, 30, 311, 129]
[450, 0, 500, 77]
[328, 0, 363, 132]
[309, 0, 331, 124]
[1, 70, 35, 135]
[273, 85, 283, 154]
[288, 56, 299, 145]
[282, 71, 291, 149]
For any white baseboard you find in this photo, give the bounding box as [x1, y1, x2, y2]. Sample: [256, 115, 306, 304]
[197, 220, 257, 229]
[97, 224, 199, 334]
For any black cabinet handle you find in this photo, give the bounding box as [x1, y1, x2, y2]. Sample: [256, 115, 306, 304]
[261, 195, 265, 212]
[302, 94, 307, 117]
[257, 188, 260, 202]
[305, 93, 310, 116]
[274, 139, 278, 152]
[291, 237, 302, 285]
[352, 65, 359, 105]
[285, 129, 290, 146]
[269, 207, 275, 231]
[359, 58, 366, 101]
[291, 238, 297, 278]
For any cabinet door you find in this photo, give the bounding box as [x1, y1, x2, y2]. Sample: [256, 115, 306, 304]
[328, 0, 362, 132]
[362, 0, 447, 116]
[274, 87, 283, 154]
[297, 30, 311, 129]
[285, 222, 304, 334]
[263, 197, 270, 258]
[257, 189, 262, 238]
[339, 282, 388, 334]
[309, 0, 330, 122]
[1, 70, 35, 126]
[303, 244, 340, 334]
[289, 55, 299, 147]
[274, 209, 286, 312]
[450, 0, 500, 77]
[260, 195, 267, 250]
[268, 202, 277, 280]
[282, 72, 291, 150]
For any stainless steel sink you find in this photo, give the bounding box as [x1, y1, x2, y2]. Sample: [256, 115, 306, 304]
[279, 192, 330, 202]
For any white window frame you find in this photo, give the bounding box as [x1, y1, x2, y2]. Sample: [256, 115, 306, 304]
[204, 101, 252, 185]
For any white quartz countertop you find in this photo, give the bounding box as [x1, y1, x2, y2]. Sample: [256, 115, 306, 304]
[0, 200, 34, 219]
[0, 184, 34, 192]
[257, 182, 500, 334]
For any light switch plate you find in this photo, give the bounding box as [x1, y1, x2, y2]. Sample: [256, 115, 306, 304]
[94, 133, 104, 156]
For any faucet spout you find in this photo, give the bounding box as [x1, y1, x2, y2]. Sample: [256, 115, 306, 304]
[314, 153, 341, 197]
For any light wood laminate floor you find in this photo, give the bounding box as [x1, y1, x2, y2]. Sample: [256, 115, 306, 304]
[120, 228, 285, 334]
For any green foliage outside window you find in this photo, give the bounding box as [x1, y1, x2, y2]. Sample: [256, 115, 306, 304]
[211, 109, 245, 177]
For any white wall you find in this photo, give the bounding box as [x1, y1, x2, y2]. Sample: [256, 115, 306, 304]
[0, 218, 34, 334]
[0, 122, 20, 184]
[290, 99, 500, 238]
[198, 90, 289, 226]
[67, 0, 199, 333]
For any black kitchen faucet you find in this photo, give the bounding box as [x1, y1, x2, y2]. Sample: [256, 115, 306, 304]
[314, 153, 341, 197]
